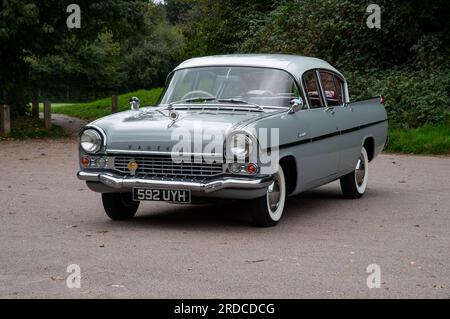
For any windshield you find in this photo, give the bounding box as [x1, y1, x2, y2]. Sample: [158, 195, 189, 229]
[160, 67, 300, 108]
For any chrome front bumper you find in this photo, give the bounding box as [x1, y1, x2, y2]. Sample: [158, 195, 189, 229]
[77, 171, 273, 193]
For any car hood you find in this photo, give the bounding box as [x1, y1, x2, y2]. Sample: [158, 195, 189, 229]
[90, 107, 272, 153]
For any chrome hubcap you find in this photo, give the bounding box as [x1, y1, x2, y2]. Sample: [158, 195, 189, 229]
[355, 154, 366, 186]
[267, 175, 281, 212]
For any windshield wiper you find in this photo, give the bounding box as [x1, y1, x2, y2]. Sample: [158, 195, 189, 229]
[170, 97, 218, 105]
[168, 97, 263, 111]
[216, 98, 264, 110]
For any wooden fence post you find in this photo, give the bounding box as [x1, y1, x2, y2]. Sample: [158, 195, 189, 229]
[112, 95, 118, 114]
[0, 105, 11, 136]
[44, 100, 52, 130]
[32, 96, 39, 118]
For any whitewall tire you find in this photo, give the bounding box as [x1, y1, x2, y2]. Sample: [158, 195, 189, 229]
[340, 147, 369, 199]
[250, 165, 287, 227]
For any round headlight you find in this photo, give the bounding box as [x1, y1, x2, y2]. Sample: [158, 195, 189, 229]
[230, 133, 253, 158]
[80, 129, 103, 153]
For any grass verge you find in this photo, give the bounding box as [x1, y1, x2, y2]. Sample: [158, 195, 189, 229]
[0, 116, 68, 139]
[386, 125, 450, 155]
[48, 88, 163, 121]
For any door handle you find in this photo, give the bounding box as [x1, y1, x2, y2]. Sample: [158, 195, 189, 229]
[324, 106, 335, 115]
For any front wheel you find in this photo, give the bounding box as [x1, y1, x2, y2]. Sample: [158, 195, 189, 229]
[340, 147, 369, 199]
[102, 192, 140, 220]
[249, 166, 287, 227]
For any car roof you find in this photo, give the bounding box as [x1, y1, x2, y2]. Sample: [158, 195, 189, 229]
[174, 54, 344, 80]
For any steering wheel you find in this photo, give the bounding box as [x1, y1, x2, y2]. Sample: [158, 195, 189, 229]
[181, 90, 216, 100]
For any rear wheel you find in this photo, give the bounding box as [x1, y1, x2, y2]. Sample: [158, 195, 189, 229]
[340, 147, 369, 199]
[250, 166, 286, 227]
[102, 192, 140, 220]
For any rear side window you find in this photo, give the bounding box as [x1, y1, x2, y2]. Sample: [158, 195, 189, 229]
[334, 75, 344, 104]
[319, 71, 344, 106]
[302, 70, 323, 108]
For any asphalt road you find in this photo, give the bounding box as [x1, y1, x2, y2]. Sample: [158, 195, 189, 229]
[0, 138, 449, 298]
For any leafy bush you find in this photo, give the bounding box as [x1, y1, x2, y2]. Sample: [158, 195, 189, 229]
[346, 69, 450, 129]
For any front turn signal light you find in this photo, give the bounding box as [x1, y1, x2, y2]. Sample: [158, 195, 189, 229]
[81, 156, 90, 168]
[246, 163, 258, 174]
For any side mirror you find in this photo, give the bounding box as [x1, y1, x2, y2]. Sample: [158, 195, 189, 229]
[288, 98, 304, 114]
[130, 97, 140, 110]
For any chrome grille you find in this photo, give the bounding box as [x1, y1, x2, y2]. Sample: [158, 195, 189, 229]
[113, 155, 223, 177]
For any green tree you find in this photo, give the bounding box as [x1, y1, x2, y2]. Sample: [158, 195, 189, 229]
[31, 32, 123, 101]
[178, 0, 277, 57]
[121, 3, 184, 90]
[165, 0, 192, 24]
[239, 0, 450, 71]
[0, 0, 146, 115]
[28, 1, 184, 101]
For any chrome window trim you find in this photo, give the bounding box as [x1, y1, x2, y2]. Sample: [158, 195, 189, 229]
[317, 69, 347, 108]
[315, 69, 328, 108]
[301, 69, 325, 109]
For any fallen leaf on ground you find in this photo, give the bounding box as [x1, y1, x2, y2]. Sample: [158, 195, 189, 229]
[433, 284, 445, 289]
[51, 276, 65, 281]
[245, 259, 266, 264]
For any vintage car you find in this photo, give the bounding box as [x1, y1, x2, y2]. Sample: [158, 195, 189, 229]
[77, 54, 388, 227]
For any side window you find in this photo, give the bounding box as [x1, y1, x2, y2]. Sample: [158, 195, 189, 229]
[334, 75, 345, 105]
[319, 71, 344, 106]
[302, 70, 323, 108]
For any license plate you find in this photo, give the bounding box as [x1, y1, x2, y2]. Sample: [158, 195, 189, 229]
[133, 188, 191, 203]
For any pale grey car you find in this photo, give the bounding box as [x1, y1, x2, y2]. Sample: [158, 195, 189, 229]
[77, 54, 388, 227]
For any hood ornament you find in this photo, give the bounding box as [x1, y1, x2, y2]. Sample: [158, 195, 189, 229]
[130, 97, 140, 111]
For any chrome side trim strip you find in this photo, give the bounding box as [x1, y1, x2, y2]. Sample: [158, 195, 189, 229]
[272, 119, 388, 151]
